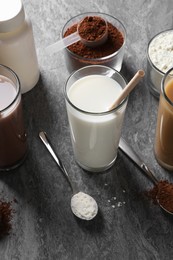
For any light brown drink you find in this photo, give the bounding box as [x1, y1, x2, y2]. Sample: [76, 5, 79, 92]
[154, 78, 173, 170]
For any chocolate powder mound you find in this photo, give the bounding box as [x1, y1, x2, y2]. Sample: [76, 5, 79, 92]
[78, 16, 107, 41]
[0, 200, 13, 238]
[64, 21, 124, 59]
[145, 180, 173, 212]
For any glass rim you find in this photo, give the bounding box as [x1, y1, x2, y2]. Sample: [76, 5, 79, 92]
[162, 67, 173, 107]
[0, 64, 21, 113]
[147, 29, 173, 75]
[62, 12, 126, 61]
[64, 64, 128, 116]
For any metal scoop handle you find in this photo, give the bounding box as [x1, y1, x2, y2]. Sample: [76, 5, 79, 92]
[119, 138, 158, 185]
[39, 131, 77, 193]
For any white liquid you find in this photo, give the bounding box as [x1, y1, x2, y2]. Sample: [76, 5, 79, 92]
[66, 75, 127, 171]
[68, 75, 122, 113]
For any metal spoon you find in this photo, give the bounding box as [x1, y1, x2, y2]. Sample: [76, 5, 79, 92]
[39, 131, 98, 220]
[119, 137, 173, 215]
[46, 16, 108, 54]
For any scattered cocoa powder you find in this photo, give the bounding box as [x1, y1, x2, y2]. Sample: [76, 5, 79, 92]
[146, 180, 173, 212]
[0, 200, 13, 238]
[78, 16, 107, 41]
[64, 19, 124, 59]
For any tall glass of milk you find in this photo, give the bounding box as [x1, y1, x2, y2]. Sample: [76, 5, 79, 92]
[64, 65, 128, 172]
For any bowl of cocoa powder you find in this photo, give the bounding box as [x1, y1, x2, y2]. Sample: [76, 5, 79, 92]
[62, 12, 126, 73]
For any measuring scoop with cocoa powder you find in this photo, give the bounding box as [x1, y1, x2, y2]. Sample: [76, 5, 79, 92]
[46, 16, 108, 54]
[119, 138, 173, 215]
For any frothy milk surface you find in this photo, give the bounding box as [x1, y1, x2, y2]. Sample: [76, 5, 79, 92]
[67, 75, 122, 113]
[66, 74, 127, 171]
[0, 75, 16, 111]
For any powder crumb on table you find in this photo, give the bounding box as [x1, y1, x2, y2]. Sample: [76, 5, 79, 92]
[117, 202, 123, 207]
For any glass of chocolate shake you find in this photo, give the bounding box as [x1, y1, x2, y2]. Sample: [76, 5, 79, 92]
[0, 65, 27, 171]
[154, 67, 173, 171]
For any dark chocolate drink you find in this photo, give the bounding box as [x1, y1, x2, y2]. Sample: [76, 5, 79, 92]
[0, 70, 27, 170]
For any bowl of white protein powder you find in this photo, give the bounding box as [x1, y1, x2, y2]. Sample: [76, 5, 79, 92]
[147, 29, 173, 98]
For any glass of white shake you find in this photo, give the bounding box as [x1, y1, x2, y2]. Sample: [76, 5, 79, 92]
[64, 65, 128, 172]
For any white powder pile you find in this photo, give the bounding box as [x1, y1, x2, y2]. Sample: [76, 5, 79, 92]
[149, 31, 173, 73]
[71, 192, 98, 220]
[148, 30, 173, 93]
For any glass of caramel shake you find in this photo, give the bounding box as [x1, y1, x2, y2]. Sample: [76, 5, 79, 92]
[154, 67, 173, 170]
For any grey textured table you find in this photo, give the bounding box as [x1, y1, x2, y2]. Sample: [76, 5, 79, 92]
[1, 0, 173, 259]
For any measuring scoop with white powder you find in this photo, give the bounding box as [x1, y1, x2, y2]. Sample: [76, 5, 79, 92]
[39, 131, 98, 221]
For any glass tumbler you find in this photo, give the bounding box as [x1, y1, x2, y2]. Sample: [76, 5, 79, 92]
[62, 12, 126, 74]
[64, 65, 128, 172]
[154, 67, 173, 170]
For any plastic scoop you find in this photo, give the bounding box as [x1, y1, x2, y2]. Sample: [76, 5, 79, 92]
[46, 16, 108, 54]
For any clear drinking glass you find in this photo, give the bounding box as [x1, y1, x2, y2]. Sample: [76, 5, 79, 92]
[0, 64, 27, 171]
[62, 12, 126, 74]
[64, 65, 128, 172]
[147, 29, 173, 98]
[154, 67, 173, 170]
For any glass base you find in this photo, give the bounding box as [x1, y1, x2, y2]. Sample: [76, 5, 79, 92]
[0, 151, 28, 172]
[149, 83, 160, 99]
[76, 156, 117, 173]
[155, 156, 173, 171]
